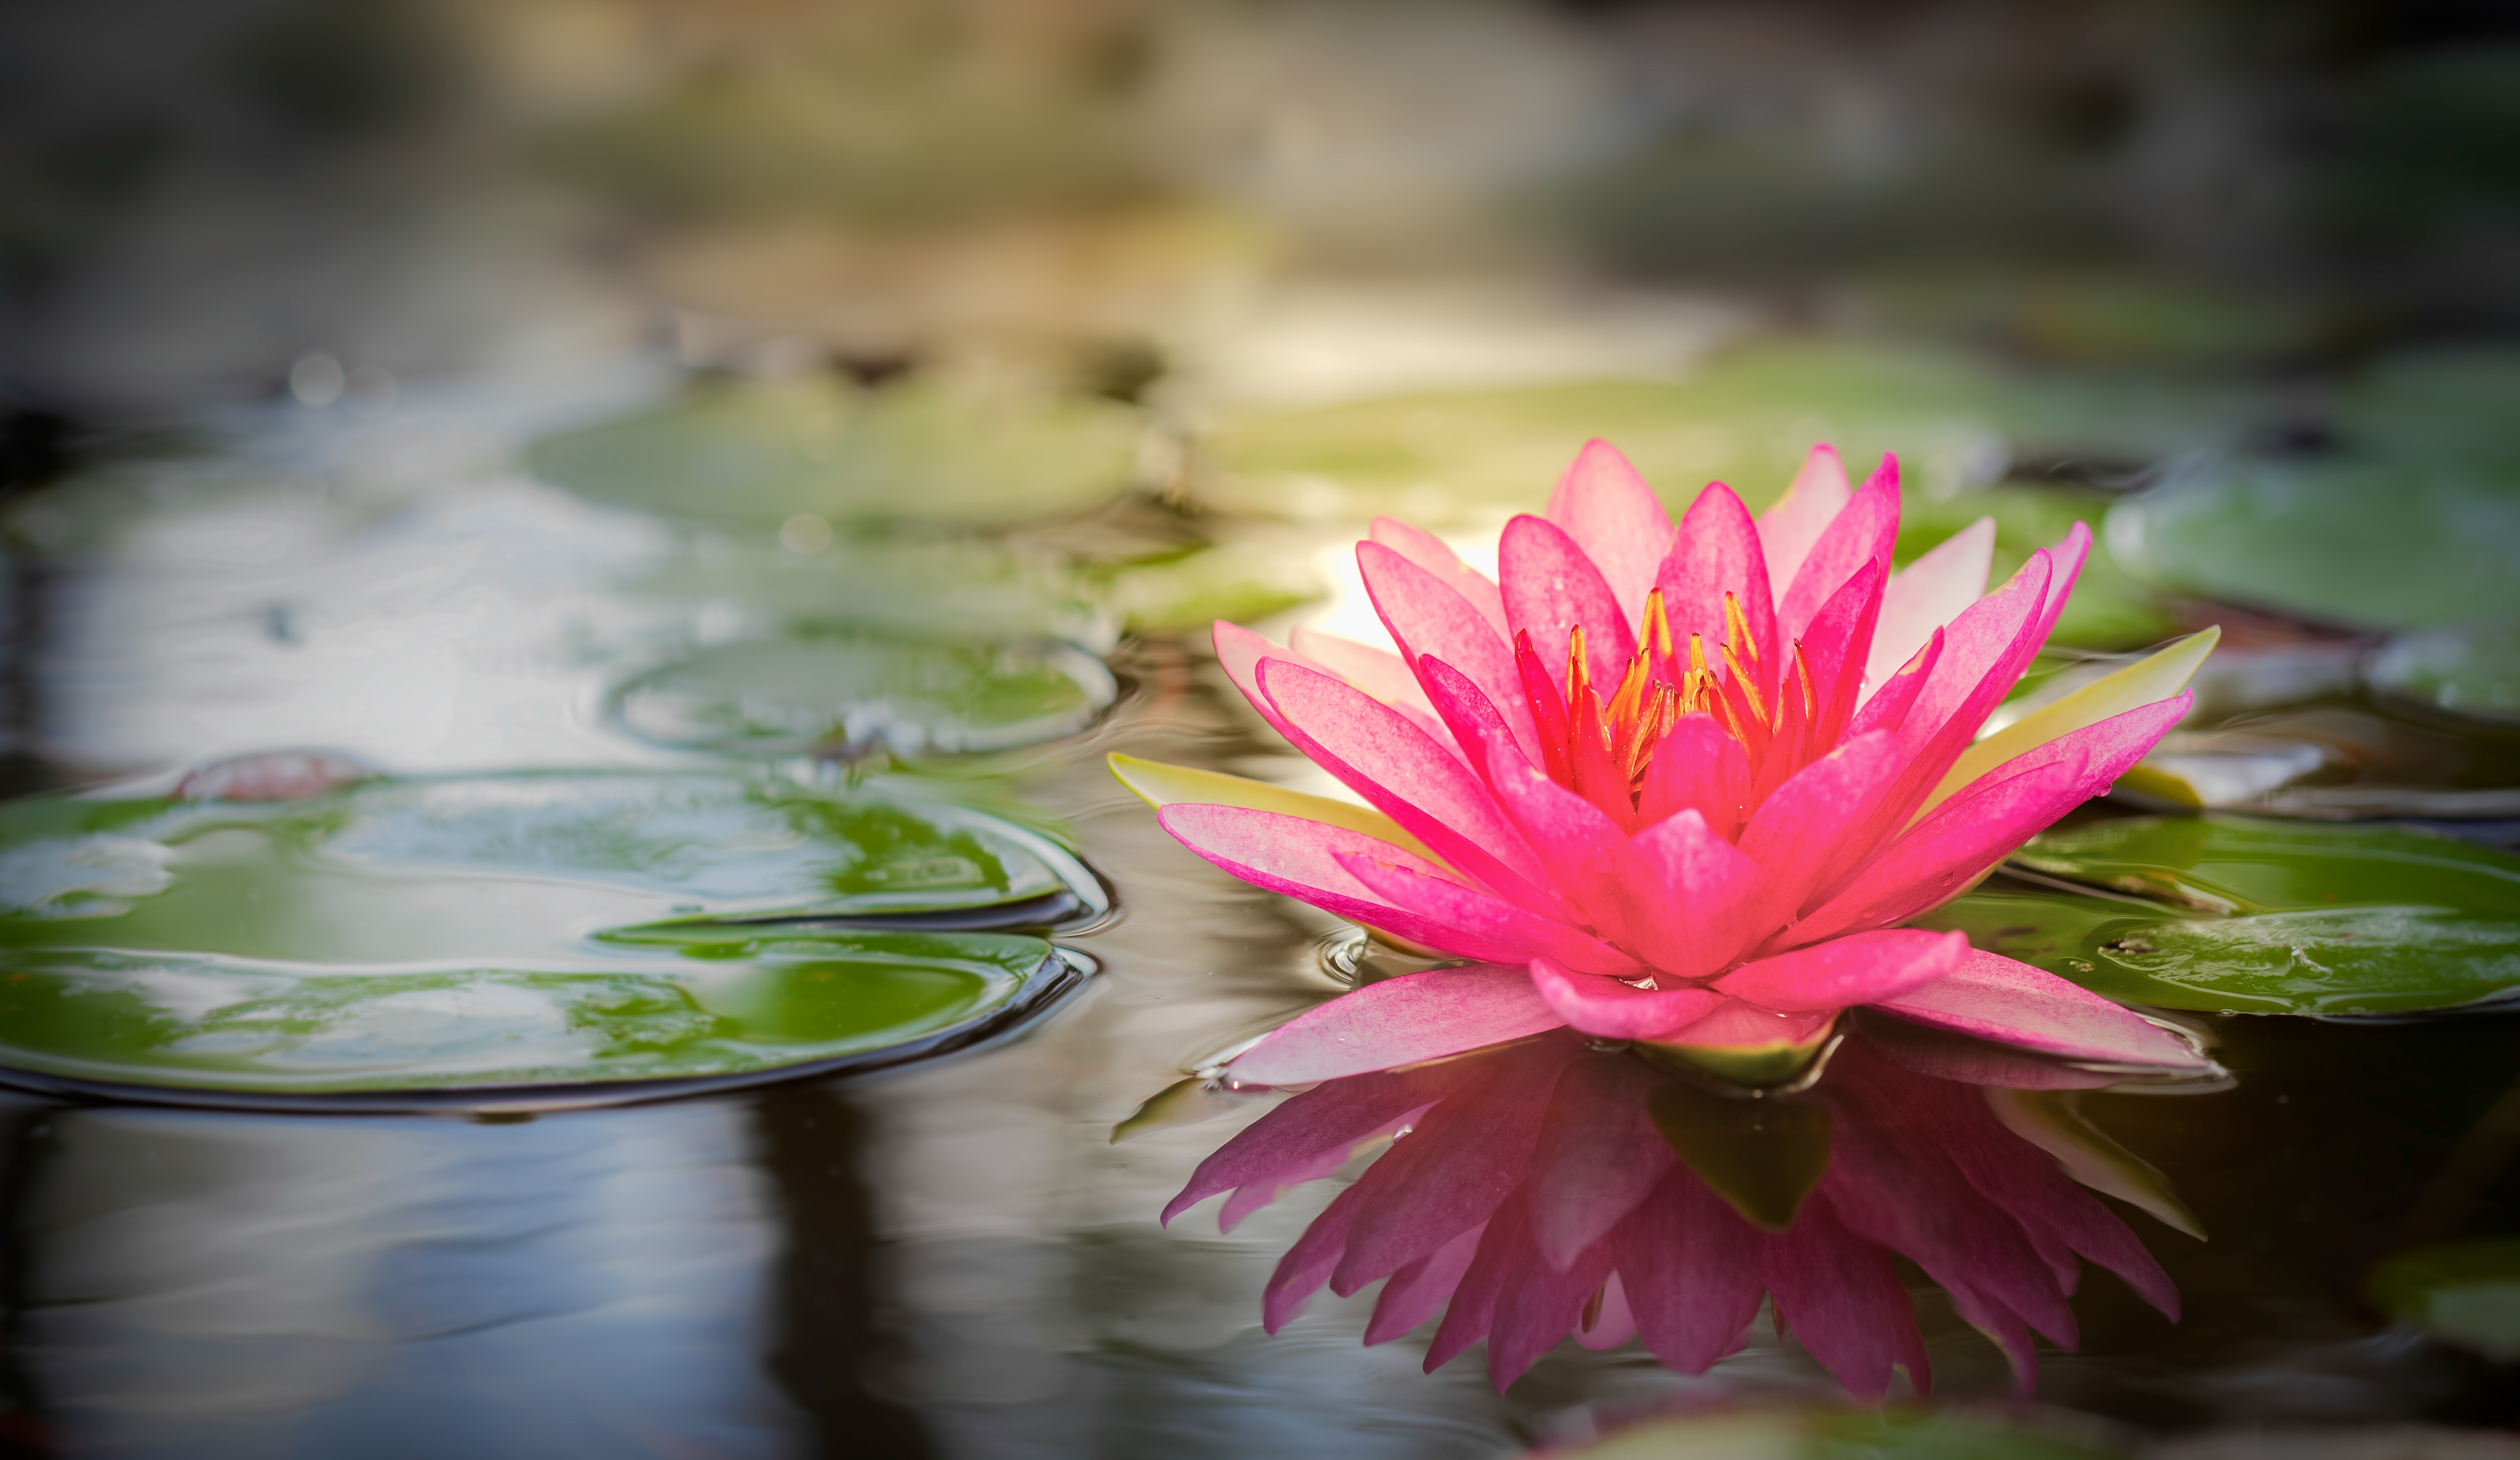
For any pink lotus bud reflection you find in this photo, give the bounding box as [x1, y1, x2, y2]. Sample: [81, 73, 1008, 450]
[1162, 1029, 2191, 1397]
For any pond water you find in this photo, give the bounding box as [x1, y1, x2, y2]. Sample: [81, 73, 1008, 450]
[0, 353, 2517, 1460]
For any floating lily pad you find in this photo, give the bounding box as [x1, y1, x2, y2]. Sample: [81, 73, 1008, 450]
[0, 771, 1103, 1104]
[2367, 624, 2520, 725]
[608, 636, 1116, 758]
[1913, 817, 2520, 1014]
[0, 933, 1085, 1107]
[2105, 457, 2520, 632]
[527, 375, 1143, 528]
[2368, 1237, 2520, 1360]
[631, 535, 1116, 650]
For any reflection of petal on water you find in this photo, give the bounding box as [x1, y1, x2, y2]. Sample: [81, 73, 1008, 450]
[1169, 1031, 2189, 1398]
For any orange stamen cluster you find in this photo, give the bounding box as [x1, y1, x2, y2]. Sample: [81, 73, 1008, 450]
[1518, 587, 1823, 823]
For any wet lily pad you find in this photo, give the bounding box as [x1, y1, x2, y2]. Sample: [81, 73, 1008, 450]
[0, 771, 1104, 1104]
[2368, 1237, 2520, 1360]
[0, 933, 1085, 1107]
[2105, 457, 2520, 632]
[527, 375, 1143, 528]
[608, 636, 1116, 758]
[2367, 624, 2520, 725]
[1913, 817, 2520, 1014]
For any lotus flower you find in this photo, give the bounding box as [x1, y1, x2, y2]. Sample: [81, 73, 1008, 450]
[1115, 441, 2218, 1084]
[1163, 1029, 2193, 1394]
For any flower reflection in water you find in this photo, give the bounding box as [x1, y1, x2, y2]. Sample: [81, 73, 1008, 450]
[1163, 1028, 2194, 1396]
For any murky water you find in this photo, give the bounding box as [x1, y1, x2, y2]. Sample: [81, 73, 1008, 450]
[1, 366, 2516, 1460]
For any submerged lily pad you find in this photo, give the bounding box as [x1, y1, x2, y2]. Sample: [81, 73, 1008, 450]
[2106, 457, 2520, 631]
[0, 933, 1084, 1106]
[2369, 1237, 2520, 1360]
[608, 636, 1117, 758]
[1913, 817, 2520, 1014]
[527, 375, 1143, 528]
[0, 771, 1103, 1104]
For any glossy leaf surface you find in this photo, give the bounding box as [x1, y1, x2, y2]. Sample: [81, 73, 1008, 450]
[1914, 817, 2520, 1014]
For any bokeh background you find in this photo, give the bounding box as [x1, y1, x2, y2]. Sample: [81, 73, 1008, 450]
[5, 6, 2520, 1459]
[6, 0, 2520, 753]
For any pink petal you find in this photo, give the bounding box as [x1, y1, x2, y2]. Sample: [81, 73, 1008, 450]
[1219, 1105, 1430, 1233]
[1258, 658, 1556, 909]
[1776, 456, 1899, 649]
[1468, 738, 1656, 948]
[1783, 758, 2088, 947]
[1530, 956, 1723, 1041]
[1224, 963, 1571, 1087]
[1758, 443, 1855, 594]
[1488, 1215, 1616, 1389]
[1735, 728, 1906, 925]
[1365, 1225, 1483, 1345]
[1922, 1085, 2180, 1319]
[2034, 521, 2092, 646]
[1339, 1036, 1584, 1295]
[1623, 808, 1764, 980]
[1762, 1192, 1928, 1400]
[1656, 482, 1778, 690]
[1500, 513, 1636, 689]
[1869, 516, 1995, 691]
[1358, 540, 1541, 762]
[1654, 995, 1837, 1051]
[1612, 1165, 1768, 1373]
[1857, 1013, 2124, 1090]
[1370, 516, 1511, 640]
[1527, 1054, 1674, 1270]
[1575, 1272, 1636, 1351]
[1338, 852, 1640, 977]
[1425, 1191, 1533, 1373]
[1288, 625, 1444, 734]
[1157, 803, 1531, 964]
[1213, 620, 1317, 743]
[1872, 948, 2214, 1072]
[1263, 1182, 1366, 1333]
[1163, 1066, 1464, 1225]
[1715, 928, 1968, 1014]
[1893, 551, 2053, 769]
[1792, 559, 1886, 750]
[1545, 438, 1675, 626]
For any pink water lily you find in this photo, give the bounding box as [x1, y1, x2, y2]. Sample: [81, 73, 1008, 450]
[1115, 440, 2218, 1084]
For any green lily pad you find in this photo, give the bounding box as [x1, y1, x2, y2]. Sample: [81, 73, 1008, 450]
[631, 535, 1116, 650]
[0, 771, 1102, 1104]
[2105, 457, 2520, 632]
[2367, 624, 2520, 725]
[527, 375, 1143, 528]
[607, 635, 1116, 758]
[2369, 1237, 2520, 1360]
[0, 932, 1081, 1106]
[0, 771, 1106, 945]
[1912, 817, 2520, 1014]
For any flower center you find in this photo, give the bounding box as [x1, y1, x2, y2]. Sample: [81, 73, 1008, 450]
[1514, 587, 1821, 826]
